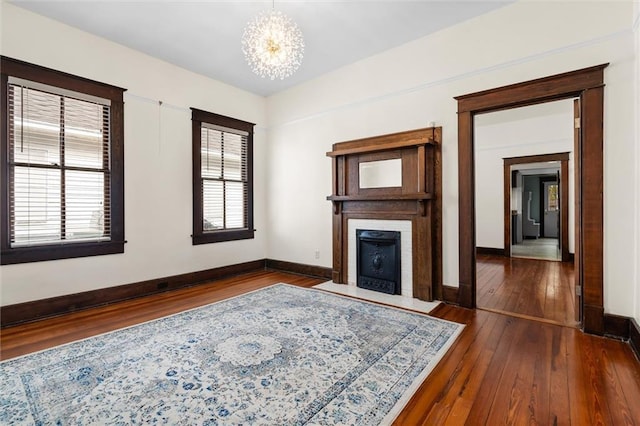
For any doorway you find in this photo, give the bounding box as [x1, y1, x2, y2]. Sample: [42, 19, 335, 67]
[502, 152, 571, 263]
[474, 103, 575, 325]
[455, 64, 608, 334]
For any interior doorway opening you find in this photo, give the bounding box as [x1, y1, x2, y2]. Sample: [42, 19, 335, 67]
[456, 63, 609, 334]
[474, 102, 577, 326]
[505, 154, 571, 263]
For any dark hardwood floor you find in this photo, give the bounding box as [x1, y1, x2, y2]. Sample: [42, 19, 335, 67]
[2, 269, 639, 424]
[476, 253, 578, 327]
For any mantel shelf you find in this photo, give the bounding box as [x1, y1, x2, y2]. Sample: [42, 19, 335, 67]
[326, 138, 434, 157]
[326, 193, 433, 202]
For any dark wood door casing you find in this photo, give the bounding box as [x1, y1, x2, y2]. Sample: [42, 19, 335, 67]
[327, 127, 443, 301]
[503, 153, 570, 262]
[455, 64, 608, 335]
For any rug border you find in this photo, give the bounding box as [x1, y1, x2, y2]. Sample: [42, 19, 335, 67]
[2, 282, 465, 425]
[382, 319, 464, 423]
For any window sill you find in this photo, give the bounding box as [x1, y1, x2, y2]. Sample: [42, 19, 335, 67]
[192, 229, 255, 245]
[1, 240, 125, 265]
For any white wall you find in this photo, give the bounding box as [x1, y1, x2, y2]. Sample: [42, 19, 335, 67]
[0, 3, 268, 305]
[266, 1, 638, 317]
[634, 1, 640, 325]
[474, 100, 574, 251]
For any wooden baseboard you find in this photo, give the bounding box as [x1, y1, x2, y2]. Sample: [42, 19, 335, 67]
[583, 304, 605, 335]
[630, 318, 640, 361]
[603, 314, 640, 361]
[1, 259, 266, 328]
[604, 313, 630, 339]
[442, 285, 459, 305]
[476, 247, 506, 256]
[265, 259, 332, 280]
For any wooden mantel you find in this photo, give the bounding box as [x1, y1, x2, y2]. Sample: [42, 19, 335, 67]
[327, 127, 442, 301]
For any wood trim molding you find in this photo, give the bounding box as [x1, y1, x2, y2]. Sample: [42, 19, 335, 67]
[1, 260, 266, 327]
[442, 285, 459, 305]
[503, 152, 571, 166]
[603, 313, 640, 362]
[456, 64, 608, 335]
[326, 128, 435, 157]
[476, 247, 506, 256]
[455, 64, 608, 113]
[603, 313, 630, 340]
[630, 319, 640, 361]
[265, 259, 332, 280]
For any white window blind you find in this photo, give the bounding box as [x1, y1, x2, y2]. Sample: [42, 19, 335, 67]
[200, 124, 248, 231]
[8, 81, 111, 247]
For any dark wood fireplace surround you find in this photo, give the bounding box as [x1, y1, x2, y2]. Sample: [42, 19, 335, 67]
[327, 127, 442, 301]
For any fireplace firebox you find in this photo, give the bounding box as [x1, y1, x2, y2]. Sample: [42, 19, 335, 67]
[356, 229, 401, 295]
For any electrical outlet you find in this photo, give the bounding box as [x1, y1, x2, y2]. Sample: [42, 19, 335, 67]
[314, 250, 320, 259]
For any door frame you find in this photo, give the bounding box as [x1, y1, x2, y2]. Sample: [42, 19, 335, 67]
[503, 153, 569, 261]
[455, 64, 607, 334]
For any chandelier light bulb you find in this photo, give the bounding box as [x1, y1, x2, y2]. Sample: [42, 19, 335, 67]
[242, 9, 305, 80]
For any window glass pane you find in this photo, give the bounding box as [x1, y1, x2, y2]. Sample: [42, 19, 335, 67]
[11, 86, 61, 166]
[8, 86, 111, 248]
[13, 166, 62, 245]
[65, 170, 107, 240]
[225, 181, 245, 229]
[223, 133, 244, 181]
[201, 128, 222, 179]
[202, 180, 223, 230]
[64, 98, 106, 169]
[548, 184, 558, 210]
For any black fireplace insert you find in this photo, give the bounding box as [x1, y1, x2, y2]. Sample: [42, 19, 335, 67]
[356, 229, 401, 295]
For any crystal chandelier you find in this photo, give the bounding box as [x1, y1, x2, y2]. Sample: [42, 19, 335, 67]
[241, 3, 304, 80]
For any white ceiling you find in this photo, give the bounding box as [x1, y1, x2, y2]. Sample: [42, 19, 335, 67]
[11, 0, 513, 97]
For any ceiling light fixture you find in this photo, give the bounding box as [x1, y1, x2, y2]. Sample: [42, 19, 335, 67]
[241, 1, 304, 80]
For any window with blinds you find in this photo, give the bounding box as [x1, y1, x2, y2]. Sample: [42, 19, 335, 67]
[1, 56, 125, 265]
[8, 81, 111, 247]
[201, 124, 248, 231]
[191, 108, 254, 244]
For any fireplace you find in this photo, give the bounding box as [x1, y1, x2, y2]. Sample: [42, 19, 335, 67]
[326, 127, 442, 301]
[356, 229, 401, 295]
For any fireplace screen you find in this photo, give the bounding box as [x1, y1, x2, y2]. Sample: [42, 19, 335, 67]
[356, 229, 401, 295]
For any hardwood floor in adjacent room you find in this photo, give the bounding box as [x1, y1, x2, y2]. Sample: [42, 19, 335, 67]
[476, 253, 578, 327]
[2, 270, 639, 425]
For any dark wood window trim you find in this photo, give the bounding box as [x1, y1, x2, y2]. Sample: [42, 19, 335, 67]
[1, 56, 126, 265]
[455, 63, 608, 335]
[191, 108, 255, 244]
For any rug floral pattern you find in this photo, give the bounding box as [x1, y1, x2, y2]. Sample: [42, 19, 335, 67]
[0, 284, 463, 425]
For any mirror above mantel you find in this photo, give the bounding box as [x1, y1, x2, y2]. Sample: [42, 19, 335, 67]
[359, 158, 402, 189]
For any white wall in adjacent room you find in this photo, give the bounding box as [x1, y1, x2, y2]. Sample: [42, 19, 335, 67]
[266, 1, 637, 317]
[634, 2, 640, 325]
[0, 3, 268, 305]
[474, 100, 574, 251]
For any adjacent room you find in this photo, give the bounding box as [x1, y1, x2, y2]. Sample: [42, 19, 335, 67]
[1, 1, 639, 424]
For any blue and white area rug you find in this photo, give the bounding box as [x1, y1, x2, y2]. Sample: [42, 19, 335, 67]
[0, 284, 463, 425]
